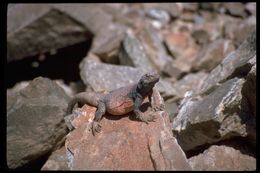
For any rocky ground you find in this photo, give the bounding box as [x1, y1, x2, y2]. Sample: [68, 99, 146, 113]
[7, 3, 256, 170]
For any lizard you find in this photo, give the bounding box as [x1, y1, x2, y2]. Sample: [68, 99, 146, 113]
[66, 71, 164, 136]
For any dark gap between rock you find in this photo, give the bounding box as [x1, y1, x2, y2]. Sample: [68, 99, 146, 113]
[7, 39, 92, 89]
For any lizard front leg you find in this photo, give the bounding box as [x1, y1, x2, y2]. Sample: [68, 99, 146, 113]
[134, 94, 156, 123]
[91, 101, 106, 136]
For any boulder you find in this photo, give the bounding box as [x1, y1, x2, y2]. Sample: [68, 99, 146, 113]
[171, 31, 256, 152]
[192, 39, 235, 72]
[63, 97, 191, 170]
[199, 30, 256, 94]
[172, 78, 252, 151]
[79, 56, 177, 99]
[224, 3, 247, 18]
[7, 4, 93, 62]
[41, 146, 69, 170]
[7, 77, 70, 169]
[119, 31, 155, 72]
[188, 145, 256, 171]
[90, 23, 126, 64]
[142, 3, 183, 19]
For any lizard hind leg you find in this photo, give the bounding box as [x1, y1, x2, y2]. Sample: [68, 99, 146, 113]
[91, 102, 106, 136]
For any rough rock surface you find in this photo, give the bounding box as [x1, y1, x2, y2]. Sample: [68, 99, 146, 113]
[172, 78, 250, 151]
[7, 4, 92, 62]
[188, 145, 256, 171]
[7, 77, 70, 169]
[63, 97, 191, 170]
[119, 31, 155, 72]
[41, 146, 69, 170]
[172, 30, 256, 151]
[198, 30, 256, 95]
[192, 39, 235, 72]
[90, 23, 126, 64]
[136, 26, 174, 74]
[79, 55, 177, 99]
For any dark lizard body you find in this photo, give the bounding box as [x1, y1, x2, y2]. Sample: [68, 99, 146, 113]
[66, 71, 164, 135]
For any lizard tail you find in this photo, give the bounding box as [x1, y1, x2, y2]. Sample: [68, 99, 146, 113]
[66, 92, 105, 115]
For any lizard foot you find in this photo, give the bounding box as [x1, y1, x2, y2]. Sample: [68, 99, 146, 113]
[91, 121, 102, 136]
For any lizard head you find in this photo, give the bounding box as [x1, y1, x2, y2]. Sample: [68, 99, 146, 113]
[139, 71, 160, 88]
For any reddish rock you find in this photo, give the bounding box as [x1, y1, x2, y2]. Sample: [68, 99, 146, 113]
[65, 98, 191, 170]
[188, 145, 256, 171]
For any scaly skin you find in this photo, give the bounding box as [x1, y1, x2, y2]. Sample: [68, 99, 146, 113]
[66, 71, 164, 136]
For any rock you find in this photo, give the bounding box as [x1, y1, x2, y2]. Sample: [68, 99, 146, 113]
[145, 8, 170, 26]
[224, 3, 247, 18]
[191, 29, 209, 45]
[242, 57, 256, 116]
[182, 3, 199, 12]
[165, 100, 179, 123]
[245, 3, 256, 16]
[223, 16, 243, 42]
[143, 3, 183, 19]
[171, 31, 256, 151]
[53, 4, 113, 35]
[79, 56, 177, 99]
[80, 56, 143, 92]
[172, 72, 208, 98]
[199, 30, 256, 94]
[119, 31, 155, 72]
[64, 97, 191, 170]
[188, 145, 256, 171]
[7, 4, 92, 62]
[232, 16, 256, 47]
[163, 30, 199, 75]
[7, 77, 70, 169]
[192, 39, 235, 72]
[199, 3, 222, 12]
[136, 26, 176, 77]
[90, 23, 126, 64]
[180, 11, 195, 22]
[172, 78, 252, 151]
[41, 146, 69, 170]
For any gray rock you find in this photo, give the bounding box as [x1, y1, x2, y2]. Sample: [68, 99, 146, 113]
[79, 56, 177, 98]
[242, 57, 256, 116]
[136, 26, 175, 76]
[172, 72, 208, 98]
[191, 29, 209, 45]
[119, 31, 155, 73]
[7, 4, 92, 62]
[224, 3, 247, 18]
[7, 77, 70, 169]
[182, 3, 199, 12]
[245, 3, 256, 16]
[90, 23, 127, 64]
[188, 145, 256, 171]
[199, 30, 256, 94]
[233, 16, 256, 47]
[143, 3, 182, 18]
[172, 78, 251, 151]
[145, 8, 170, 26]
[53, 4, 113, 35]
[199, 3, 222, 12]
[41, 146, 69, 170]
[192, 39, 235, 72]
